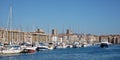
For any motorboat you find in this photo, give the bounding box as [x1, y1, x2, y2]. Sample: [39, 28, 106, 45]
[100, 41, 112, 48]
[100, 42, 109, 48]
[20, 44, 37, 53]
[48, 43, 55, 50]
[55, 42, 67, 49]
[36, 43, 49, 51]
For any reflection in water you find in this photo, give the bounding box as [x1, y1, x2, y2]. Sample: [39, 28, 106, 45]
[0, 45, 120, 60]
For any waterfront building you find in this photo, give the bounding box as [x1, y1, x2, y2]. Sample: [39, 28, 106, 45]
[0, 28, 120, 44]
[57, 29, 79, 44]
[31, 29, 50, 43]
[0, 28, 5, 43]
[51, 29, 58, 42]
[66, 29, 72, 34]
[0, 28, 49, 44]
[99, 36, 109, 42]
[0, 28, 24, 44]
[87, 35, 98, 44]
[99, 35, 120, 44]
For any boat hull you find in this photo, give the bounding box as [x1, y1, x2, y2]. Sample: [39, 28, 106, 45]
[100, 43, 108, 48]
[36, 47, 48, 51]
[21, 47, 36, 53]
[1, 50, 21, 54]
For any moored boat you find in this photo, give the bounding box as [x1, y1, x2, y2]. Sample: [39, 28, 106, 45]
[36, 47, 48, 51]
[20, 44, 37, 53]
[21, 47, 36, 53]
[48, 43, 55, 50]
[36, 42, 49, 51]
[100, 42, 109, 48]
[1, 45, 22, 54]
[100, 39, 111, 48]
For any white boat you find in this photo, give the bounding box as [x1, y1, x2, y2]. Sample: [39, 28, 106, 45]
[36, 46, 48, 51]
[66, 45, 73, 48]
[36, 43, 49, 51]
[55, 42, 67, 49]
[73, 42, 81, 48]
[100, 42, 111, 48]
[1, 45, 22, 54]
[0, 4, 22, 54]
[20, 44, 37, 53]
[100, 39, 112, 48]
[48, 43, 55, 50]
[48, 46, 54, 50]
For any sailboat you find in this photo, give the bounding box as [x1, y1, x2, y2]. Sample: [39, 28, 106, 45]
[1, 45, 22, 54]
[1, 5, 22, 54]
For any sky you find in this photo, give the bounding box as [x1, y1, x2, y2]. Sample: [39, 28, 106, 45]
[0, 0, 120, 35]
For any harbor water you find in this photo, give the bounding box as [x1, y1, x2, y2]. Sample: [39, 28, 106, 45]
[0, 45, 120, 60]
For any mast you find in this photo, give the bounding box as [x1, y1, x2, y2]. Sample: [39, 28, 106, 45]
[6, 4, 13, 44]
[19, 25, 23, 43]
[68, 25, 71, 44]
[18, 25, 22, 44]
[78, 24, 80, 41]
[62, 24, 64, 43]
[48, 24, 50, 42]
[10, 4, 13, 45]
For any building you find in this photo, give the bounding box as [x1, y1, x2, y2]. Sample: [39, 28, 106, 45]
[0, 28, 120, 44]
